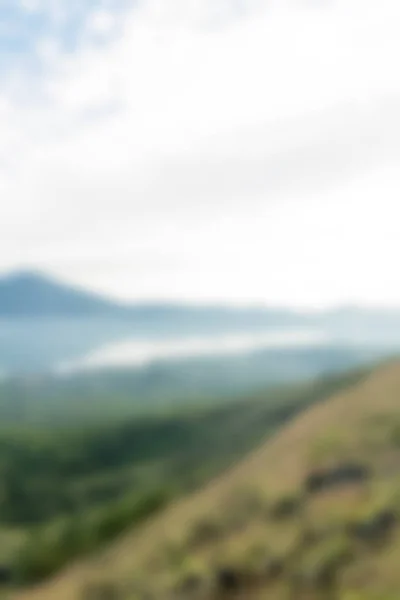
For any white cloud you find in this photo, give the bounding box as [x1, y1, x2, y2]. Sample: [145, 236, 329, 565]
[87, 9, 116, 34]
[1, 0, 400, 307]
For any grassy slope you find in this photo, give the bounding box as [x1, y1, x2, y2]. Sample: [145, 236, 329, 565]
[0, 370, 362, 585]
[0, 378, 345, 528]
[9, 364, 384, 600]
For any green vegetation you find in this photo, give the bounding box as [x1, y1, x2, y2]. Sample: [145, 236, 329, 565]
[0, 369, 365, 527]
[0, 366, 367, 591]
[14, 487, 171, 584]
[0, 345, 372, 426]
[54, 360, 400, 600]
[108, 459, 400, 600]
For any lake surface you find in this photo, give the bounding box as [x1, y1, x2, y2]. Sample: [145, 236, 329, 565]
[1, 311, 398, 375]
[57, 328, 329, 373]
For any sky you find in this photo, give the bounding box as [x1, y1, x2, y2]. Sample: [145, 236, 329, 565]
[1, 0, 400, 308]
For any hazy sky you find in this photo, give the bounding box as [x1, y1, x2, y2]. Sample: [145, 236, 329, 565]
[1, 0, 400, 307]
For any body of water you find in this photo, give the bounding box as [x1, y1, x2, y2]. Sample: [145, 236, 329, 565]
[57, 328, 329, 373]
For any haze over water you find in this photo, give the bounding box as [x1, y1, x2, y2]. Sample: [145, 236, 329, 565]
[57, 328, 328, 373]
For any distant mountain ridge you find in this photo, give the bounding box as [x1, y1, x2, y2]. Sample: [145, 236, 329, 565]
[0, 270, 314, 374]
[2, 271, 400, 334]
[0, 271, 126, 317]
[0, 270, 400, 376]
[0, 270, 305, 325]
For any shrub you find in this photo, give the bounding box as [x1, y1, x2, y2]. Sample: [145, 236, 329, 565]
[269, 493, 303, 521]
[242, 543, 284, 582]
[172, 570, 208, 600]
[160, 539, 187, 571]
[304, 463, 371, 495]
[290, 534, 353, 593]
[347, 509, 397, 547]
[222, 487, 267, 530]
[186, 516, 224, 549]
[14, 532, 65, 584]
[214, 567, 244, 593]
[80, 580, 122, 600]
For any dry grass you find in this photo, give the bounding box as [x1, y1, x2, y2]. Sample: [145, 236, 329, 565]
[12, 360, 400, 600]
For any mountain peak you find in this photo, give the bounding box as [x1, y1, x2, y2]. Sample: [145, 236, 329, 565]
[0, 269, 117, 317]
[3, 269, 54, 285]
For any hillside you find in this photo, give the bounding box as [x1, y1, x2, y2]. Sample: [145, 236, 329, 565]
[12, 361, 400, 599]
[0, 384, 321, 526]
[0, 369, 363, 593]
